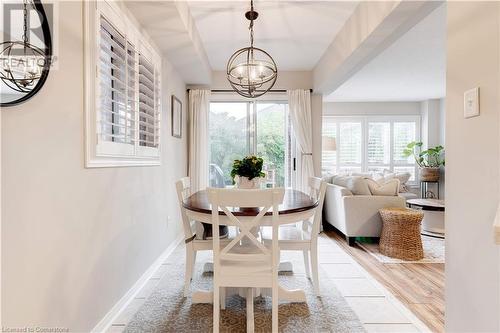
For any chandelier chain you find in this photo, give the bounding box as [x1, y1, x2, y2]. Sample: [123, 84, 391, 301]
[249, 0, 254, 48]
[22, 0, 29, 45]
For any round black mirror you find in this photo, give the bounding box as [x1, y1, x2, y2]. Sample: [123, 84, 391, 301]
[0, 0, 52, 107]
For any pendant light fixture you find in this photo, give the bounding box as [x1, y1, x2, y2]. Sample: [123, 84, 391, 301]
[0, 0, 50, 95]
[226, 0, 278, 98]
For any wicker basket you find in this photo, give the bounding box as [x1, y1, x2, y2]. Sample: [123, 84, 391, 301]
[379, 208, 424, 261]
[419, 167, 440, 181]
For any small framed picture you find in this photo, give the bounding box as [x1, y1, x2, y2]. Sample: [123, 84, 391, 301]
[171, 95, 182, 138]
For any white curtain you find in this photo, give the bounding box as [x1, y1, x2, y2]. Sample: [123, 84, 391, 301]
[188, 89, 211, 191]
[288, 89, 314, 192]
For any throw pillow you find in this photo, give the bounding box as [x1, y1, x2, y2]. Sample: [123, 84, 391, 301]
[322, 174, 334, 184]
[333, 176, 372, 195]
[352, 171, 385, 182]
[382, 170, 411, 192]
[365, 178, 400, 196]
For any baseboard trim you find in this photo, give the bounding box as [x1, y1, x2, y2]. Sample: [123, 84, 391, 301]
[92, 233, 184, 333]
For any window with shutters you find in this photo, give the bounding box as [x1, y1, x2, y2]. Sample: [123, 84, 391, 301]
[321, 116, 420, 184]
[84, 1, 161, 167]
[138, 55, 159, 149]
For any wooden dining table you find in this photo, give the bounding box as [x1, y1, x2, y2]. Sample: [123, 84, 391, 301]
[183, 188, 318, 303]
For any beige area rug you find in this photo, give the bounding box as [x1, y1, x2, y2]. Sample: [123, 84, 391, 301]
[357, 235, 445, 264]
[124, 244, 365, 333]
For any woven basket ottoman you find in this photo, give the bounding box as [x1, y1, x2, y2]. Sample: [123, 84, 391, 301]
[379, 207, 424, 261]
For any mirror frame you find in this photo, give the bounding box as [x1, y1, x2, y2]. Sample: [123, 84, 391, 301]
[0, 0, 52, 107]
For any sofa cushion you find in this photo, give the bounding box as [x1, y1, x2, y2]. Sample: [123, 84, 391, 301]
[365, 178, 400, 196]
[333, 176, 372, 195]
[399, 191, 418, 200]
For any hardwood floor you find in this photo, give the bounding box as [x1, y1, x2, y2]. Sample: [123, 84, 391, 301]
[325, 230, 445, 333]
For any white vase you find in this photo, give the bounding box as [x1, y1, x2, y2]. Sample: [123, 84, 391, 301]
[235, 176, 262, 189]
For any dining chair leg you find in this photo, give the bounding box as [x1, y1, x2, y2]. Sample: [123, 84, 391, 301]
[246, 288, 254, 333]
[303, 250, 311, 278]
[272, 285, 278, 333]
[192, 250, 197, 272]
[220, 287, 226, 310]
[213, 286, 220, 333]
[184, 247, 195, 297]
[311, 246, 320, 296]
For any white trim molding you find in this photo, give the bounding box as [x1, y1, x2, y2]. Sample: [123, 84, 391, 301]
[91, 233, 184, 333]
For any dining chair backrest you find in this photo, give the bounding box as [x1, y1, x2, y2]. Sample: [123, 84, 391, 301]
[207, 188, 285, 265]
[308, 177, 322, 200]
[175, 177, 195, 241]
[306, 177, 328, 235]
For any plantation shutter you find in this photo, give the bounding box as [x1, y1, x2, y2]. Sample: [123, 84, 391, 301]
[393, 122, 416, 164]
[338, 122, 362, 165]
[367, 122, 390, 165]
[98, 16, 133, 145]
[125, 41, 138, 145]
[321, 118, 337, 174]
[138, 55, 159, 148]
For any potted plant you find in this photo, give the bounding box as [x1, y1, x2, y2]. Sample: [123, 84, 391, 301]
[231, 155, 266, 189]
[403, 142, 445, 181]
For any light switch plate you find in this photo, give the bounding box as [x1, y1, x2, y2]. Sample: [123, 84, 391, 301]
[464, 87, 480, 118]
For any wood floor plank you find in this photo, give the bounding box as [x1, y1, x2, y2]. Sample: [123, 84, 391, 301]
[325, 230, 444, 333]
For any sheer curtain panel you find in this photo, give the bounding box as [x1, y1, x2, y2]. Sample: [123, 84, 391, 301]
[188, 90, 210, 191]
[288, 89, 315, 192]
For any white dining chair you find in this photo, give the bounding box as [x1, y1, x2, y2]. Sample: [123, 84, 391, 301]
[207, 187, 285, 333]
[274, 177, 327, 296]
[176, 177, 217, 297]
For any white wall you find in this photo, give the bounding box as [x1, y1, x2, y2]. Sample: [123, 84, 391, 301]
[208, 71, 313, 91]
[1, 2, 187, 331]
[189, 70, 323, 176]
[323, 101, 421, 116]
[446, 2, 500, 332]
[439, 98, 446, 147]
[420, 99, 442, 149]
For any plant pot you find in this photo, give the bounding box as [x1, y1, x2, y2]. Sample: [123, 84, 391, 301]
[419, 167, 440, 182]
[235, 176, 262, 189]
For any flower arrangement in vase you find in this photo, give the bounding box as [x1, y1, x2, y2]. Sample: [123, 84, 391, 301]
[230, 156, 266, 189]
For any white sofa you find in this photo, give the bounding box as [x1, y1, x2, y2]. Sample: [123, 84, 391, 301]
[323, 183, 406, 246]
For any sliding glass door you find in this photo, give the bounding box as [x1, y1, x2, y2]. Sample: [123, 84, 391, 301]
[209, 101, 296, 188]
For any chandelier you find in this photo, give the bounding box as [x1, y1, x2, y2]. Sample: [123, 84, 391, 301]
[0, 0, 49, 93]
[226, 0, 278, 98]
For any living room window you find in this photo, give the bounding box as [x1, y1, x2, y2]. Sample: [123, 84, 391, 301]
[322, 116, 420, 183]
[84, 1, 161, 167]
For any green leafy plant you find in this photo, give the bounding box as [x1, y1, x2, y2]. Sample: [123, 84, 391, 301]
[230, 155, 265, 183]
[403, 141, 445, 168]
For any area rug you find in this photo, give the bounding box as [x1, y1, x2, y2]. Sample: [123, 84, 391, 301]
[124, 244, 365, 333]
[357, 235, 445, 264]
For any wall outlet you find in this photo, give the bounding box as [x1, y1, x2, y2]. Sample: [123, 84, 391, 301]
[464, 87, 480, 118]
[167, 216, 171, 227]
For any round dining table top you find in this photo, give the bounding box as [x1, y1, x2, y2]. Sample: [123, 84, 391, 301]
[183, 189, 318, 216]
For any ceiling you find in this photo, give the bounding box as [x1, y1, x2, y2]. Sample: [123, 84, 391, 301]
[325, 3, 446, 102]
[186, 1, 359, 71]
